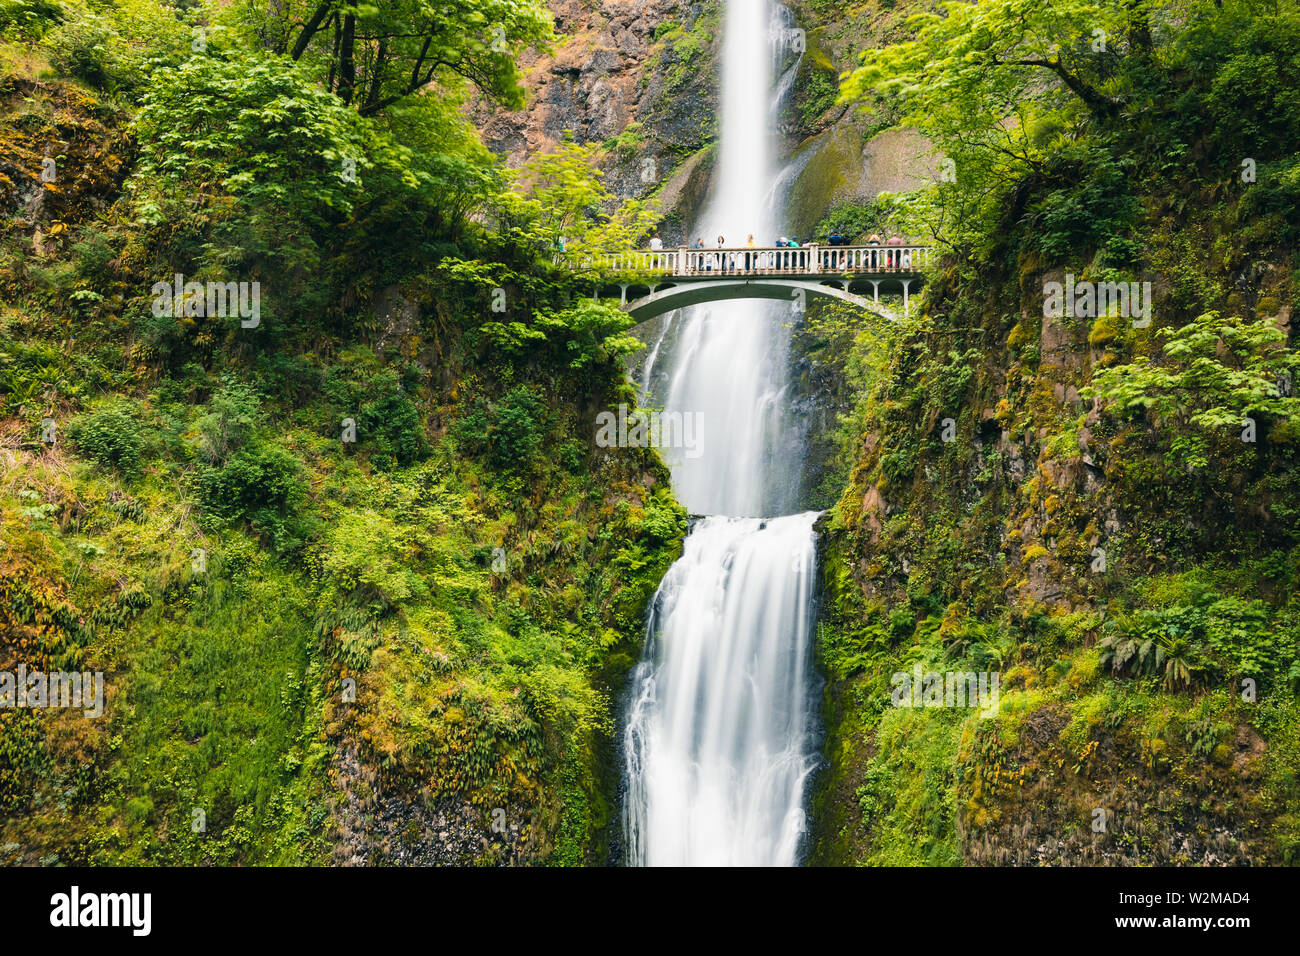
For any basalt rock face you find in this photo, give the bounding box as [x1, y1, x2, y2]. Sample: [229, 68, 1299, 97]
[329, 743, 534, 866]
[0, 78, 132, 259]
[472, 0, 722, 244]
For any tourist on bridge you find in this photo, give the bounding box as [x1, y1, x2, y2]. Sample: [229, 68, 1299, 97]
[886, 233, 903, 269]
[649, 234, 663, 251]
[827, 232, 847, 269]
[867, 234, 881, 270]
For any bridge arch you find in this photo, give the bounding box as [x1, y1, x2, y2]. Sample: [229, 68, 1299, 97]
[621, 278, 886, 323]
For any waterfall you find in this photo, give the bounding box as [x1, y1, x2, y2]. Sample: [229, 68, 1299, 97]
[622, 0, 820, 866]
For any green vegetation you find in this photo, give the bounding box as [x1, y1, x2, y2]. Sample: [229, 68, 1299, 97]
[808, 0, 1300, 865]
[1, 0, 681, 866]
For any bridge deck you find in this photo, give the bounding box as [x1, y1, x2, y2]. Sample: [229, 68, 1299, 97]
[592, 244, 931, 280]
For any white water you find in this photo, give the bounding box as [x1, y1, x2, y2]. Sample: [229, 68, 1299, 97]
[623, 0, 819, 867]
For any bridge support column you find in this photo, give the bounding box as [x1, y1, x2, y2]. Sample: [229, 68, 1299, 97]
[901, 279, 912, 318]
[620, 284, 629, 306]
[869, 280, 880, 305]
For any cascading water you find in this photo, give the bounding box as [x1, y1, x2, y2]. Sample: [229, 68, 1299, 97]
[622, 0, 820, 867]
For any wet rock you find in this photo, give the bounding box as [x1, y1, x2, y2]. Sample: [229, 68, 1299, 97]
[328, 741, 533, 866]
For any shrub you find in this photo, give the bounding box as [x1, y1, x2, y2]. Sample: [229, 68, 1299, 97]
[455, 386, 548, 473]
[355, 371, 427, 470]
[1028, 155, 1138, 262]
[194, 441, 305, 534]
[69, 404, 144, 479]
[1207, 15, 1300, 157]
[195, 378, 264, 465]
[0, 0, 63, 40]
[41, 0, 188, 94]
[1099, 593, 1289, 691]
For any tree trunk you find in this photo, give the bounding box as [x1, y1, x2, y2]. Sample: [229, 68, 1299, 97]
[290, 1, 333, 61]
[338, 15, 356, 104]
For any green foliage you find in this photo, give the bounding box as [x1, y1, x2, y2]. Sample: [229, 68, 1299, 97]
[454, 385, 548, 473]
[501, 140, 661, 262]
[1240, 157, 1300, 244]
[1205, 13, 1300, 157]
[842, 0, 1124, 249]
[537, 300, 643, 370]
[1084, 311, 1300, 432]
[1099, 592, 1292, 691]
[195, 377, 264, 465]
[799, 69, 838, 127]
[133, 49, 379, 230]
[223, 0, 554, 115]
[68, 402, 144, 479]
[323, 366, 427, 470]
[813, 198, 893, 243]
[110, 545, 331, 864]
[193, 442, 306, 543]
[0, 0, 63, 39]
[40, 0, 189, 95]
[1026, 152, 1138, 261]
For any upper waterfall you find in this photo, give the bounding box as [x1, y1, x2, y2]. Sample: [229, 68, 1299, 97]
[653, 0, 807, 518]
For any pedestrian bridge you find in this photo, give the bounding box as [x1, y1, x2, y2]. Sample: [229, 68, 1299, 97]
[585, 244, 930, 321]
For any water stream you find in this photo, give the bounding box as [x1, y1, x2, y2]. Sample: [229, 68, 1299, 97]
[622, 0, 820, 867]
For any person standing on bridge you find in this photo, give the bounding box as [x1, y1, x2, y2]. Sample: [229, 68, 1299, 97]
[745, 234, 755, 269]
[649, 234, 663, 251]
[828, 231, 846, 269]
[886, 233, 903, 270]
[867, 234, 881, 270]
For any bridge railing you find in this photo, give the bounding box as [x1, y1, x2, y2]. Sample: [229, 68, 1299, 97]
[588, 244, 931, 277]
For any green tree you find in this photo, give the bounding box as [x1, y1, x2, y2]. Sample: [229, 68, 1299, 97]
[228, 0, 553, 115]
[501, 140, 660, 264]
[838, 0, 1251, 250]
[133, 49, 380, 230]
